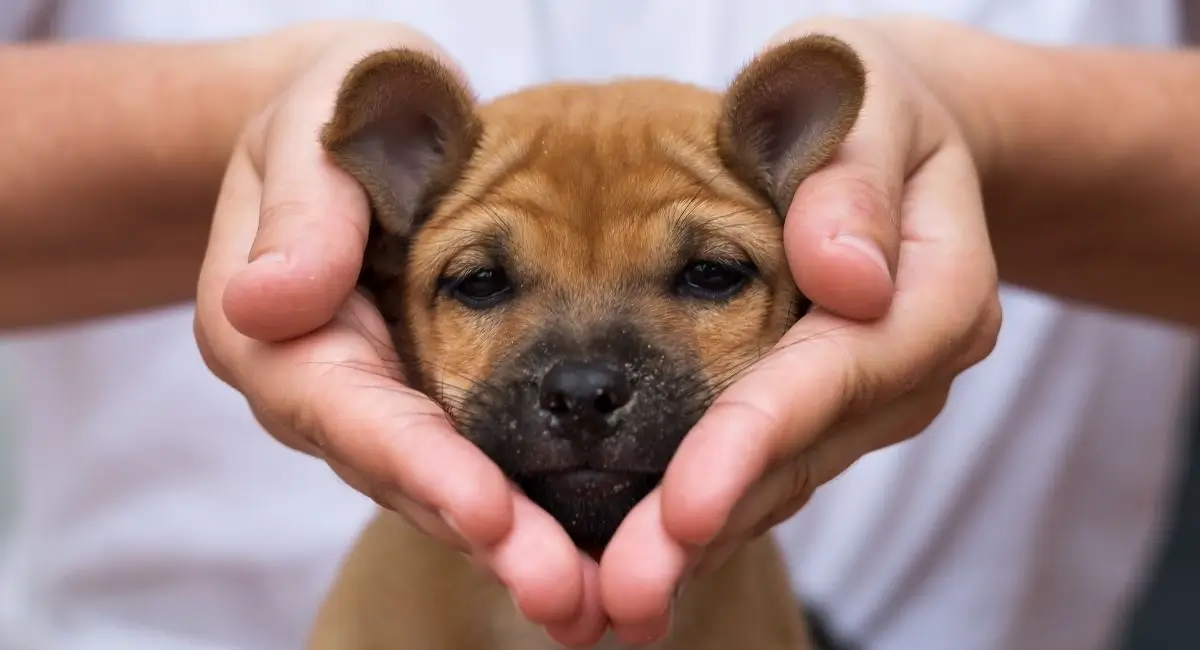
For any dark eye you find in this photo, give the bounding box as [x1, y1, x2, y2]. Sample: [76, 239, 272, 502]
[676, 260, 753, 300]
[450, 267, 513, 308]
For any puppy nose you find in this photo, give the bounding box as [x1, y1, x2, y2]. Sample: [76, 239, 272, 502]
[539, 360, 633, 419]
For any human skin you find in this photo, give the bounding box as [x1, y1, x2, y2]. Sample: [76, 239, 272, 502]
[0, 26, 333, 328]
[880, 16, 1200, 327]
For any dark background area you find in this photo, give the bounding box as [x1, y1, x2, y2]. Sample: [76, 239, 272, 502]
[1120, 374, 1200, 650]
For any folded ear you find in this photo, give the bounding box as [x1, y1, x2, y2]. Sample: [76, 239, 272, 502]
[320, 48, 481, 241]
[718, 35, 866, 216]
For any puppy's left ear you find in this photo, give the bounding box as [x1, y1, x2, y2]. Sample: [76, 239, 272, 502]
[718, 35, 866, 216]
[320, 48, 482, 242]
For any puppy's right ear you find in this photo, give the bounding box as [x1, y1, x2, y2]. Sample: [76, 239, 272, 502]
[718, 35, 866, 217]
[320, 49, 481, 242]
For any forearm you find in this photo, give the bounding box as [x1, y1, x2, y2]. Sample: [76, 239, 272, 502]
[0, 30, 314, 329]
[888, 19, 1200, 328]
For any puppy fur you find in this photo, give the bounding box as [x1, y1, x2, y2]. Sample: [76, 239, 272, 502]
[309, 35, 865, 650]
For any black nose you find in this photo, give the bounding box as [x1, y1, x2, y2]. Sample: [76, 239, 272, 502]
[539, 360, 633, 420]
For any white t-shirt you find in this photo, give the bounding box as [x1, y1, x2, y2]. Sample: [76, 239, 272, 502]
[1, 2, 1196, 649]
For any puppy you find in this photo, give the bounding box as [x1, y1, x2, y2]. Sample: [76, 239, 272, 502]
[307, 34, 865, 650]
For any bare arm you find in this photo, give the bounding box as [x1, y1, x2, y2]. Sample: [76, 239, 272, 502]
[885, 19, 1200, 328]
[0, 29, 320, 330]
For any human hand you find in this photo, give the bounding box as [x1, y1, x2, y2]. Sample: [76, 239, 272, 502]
[193, 23, 603, 646]
[597, 16, 1003, 643]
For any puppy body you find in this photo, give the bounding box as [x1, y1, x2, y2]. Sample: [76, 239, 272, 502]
[308, 37, 865, 650]
[308, 512, 806, 650]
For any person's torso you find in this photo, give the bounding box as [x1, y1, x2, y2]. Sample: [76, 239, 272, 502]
[0, 2, 1195, 649]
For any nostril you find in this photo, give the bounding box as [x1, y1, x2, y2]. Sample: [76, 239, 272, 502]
[543, 390, 569, 415]
[593, 391, 616, 414]
[593, 376, 632, 414]
[539, 360, 633, 418]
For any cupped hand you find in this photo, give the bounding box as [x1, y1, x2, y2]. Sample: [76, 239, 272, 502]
[192, 23, 605, 647]
[598, 16, 1003, 643]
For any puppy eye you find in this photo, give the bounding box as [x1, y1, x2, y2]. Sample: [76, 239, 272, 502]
[450, 267, 513, 308]
[676, 260, 753, 300]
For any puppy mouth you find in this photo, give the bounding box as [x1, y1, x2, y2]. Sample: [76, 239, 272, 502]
[526, 469, 661, 499]
[512, 469, 665, 556]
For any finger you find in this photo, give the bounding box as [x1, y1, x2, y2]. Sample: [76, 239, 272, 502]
[711, 380, 953, 547]
[600, 490, 688, 640]
[483, 494, 588, 626]
[221, 94, 372, 343]
[324, 456, 471, 553]
[691, 539, 738, 577]
[239, 351, 479, 556]
[784, 164, 899, 321]
[662, 141, 993, 547]
[544, 554, 609, 648]
[194, 309, 234, 387]
[262, 340, 515, 547]
[246, 400, 327, 459]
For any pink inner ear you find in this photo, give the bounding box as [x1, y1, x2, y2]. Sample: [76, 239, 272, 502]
[720, 36, 866, 213]
[321, 49, 480, 237]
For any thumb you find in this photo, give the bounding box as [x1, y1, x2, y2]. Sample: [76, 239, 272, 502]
[783, 162, 899, 321]
[221, 103, 371, 343]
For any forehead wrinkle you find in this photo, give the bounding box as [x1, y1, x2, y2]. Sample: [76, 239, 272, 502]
[651, 129, 770, 211]
[431, 123, 547, 225]
[429, 79, 782, 296]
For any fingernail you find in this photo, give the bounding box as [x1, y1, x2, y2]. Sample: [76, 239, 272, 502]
[248, 250, 287, 266]
[439, 510, 464, 537]
[832, 233, 891, 278]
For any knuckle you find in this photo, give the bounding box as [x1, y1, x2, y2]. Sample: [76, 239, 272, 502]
[831, 170, 894, 221]
[704, 397, 797, 466]
[763, 491, 812, 535]
[256, 199, 311, 237]
[973, 294, 1004, 358]
[192, 315, 230, 382]
[328, 459, 390, 510]
[290, 393, 330, 453]
[266, 372, 332, 456]
[954, 288, 1004, 373]
[707, 397, 787, 442]
[787, 454, 817, 505]
[250, 403, 324, 459]
[838, 352, 884, 417]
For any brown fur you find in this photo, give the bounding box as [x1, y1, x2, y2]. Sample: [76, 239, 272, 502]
[310, 35, 865, 650]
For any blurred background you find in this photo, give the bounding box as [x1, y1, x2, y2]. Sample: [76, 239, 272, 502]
[1, 355, 13, 540]
[1, 351, 13, 540]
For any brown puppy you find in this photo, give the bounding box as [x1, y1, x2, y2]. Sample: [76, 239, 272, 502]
[307, 34, 865, 650]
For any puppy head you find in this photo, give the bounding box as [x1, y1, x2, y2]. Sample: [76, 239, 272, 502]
[322, 37, 864, 555]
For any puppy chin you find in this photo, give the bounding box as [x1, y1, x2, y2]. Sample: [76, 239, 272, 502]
[514, 471, 663, 557]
